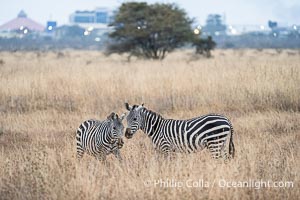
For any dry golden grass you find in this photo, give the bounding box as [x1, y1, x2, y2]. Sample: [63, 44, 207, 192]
[0, 49, 299, 199]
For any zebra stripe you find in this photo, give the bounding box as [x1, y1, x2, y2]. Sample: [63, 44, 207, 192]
[76, 112, 125, 161]
[125, 103, 235, 159]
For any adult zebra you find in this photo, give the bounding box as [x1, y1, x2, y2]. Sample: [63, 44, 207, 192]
[76, 112, 125, 161]
[124, 103, 235, 159]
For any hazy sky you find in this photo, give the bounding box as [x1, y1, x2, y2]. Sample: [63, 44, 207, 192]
[1, 0, 299, 26]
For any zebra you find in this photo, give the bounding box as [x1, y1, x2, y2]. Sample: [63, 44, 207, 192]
[124, 103, 235, 159]
[76, 112, 125, 162]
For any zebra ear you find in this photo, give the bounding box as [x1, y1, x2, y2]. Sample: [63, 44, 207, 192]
[137, 104, 144, 110]
[120, 113, 126, 121]
[125, 102, 132, 111]
[107, 112, 116, 120]
[141, 103, 144, 107]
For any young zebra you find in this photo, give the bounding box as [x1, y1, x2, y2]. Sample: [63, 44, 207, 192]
[76, 112, 125, 161]
[124, 103, 235, 159]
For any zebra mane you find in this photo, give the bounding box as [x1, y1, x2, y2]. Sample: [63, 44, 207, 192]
[142, 107, 164, 120]
[132, 105, 138, 109]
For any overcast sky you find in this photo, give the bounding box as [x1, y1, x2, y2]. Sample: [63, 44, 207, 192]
[1, 0, 299, 26]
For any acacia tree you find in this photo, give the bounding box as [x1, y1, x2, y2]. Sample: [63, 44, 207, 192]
[107, 2, 193, 60]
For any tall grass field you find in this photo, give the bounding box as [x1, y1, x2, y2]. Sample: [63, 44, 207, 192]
[0, 49, 299, 199]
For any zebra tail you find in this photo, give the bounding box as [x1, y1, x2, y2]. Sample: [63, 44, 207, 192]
[228, 128, 235, 158]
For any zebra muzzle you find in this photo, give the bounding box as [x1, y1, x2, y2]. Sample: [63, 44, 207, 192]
[117, 138, 124, 148]
[125, 128, 133, 139]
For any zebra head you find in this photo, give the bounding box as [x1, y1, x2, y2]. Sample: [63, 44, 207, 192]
[107, 112, 125, 142]
[124, 103, 144, 139]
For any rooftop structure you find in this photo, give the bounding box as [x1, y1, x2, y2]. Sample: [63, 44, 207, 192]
[0, 10, 44, 32]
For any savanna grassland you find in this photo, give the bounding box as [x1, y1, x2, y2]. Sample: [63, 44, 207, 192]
[0, 49, 299, 200]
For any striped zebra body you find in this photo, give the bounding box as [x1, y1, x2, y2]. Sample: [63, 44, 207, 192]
[76, 113, 125, 161]
[125, 103, 235, 159]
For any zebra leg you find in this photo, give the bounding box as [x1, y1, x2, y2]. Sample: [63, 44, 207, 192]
[96, 154, 106, 163]
[110, 140, 123, 162]
[209, 148, 217, 159]
[76, 150, 84, 160]
[76, 143, 84, 160]
[160, 145, 172, 159]
[76, 132, 83, 159]
[220, 131, 235, 161]
[208, 145, 222, 159]
[220, 138, 229, 160]
[206, 133, 231, 160]
[156, 134, 173, 159]
[95, 148, 107, 163]
[208, 147, 232, 162]
[154, 149, 170, 164]
[112, 149, 123, 162]
[209, 147, 229, 161]
[161, 149, 171, 159]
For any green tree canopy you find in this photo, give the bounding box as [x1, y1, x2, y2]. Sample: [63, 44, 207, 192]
[107, 2, 193, 60]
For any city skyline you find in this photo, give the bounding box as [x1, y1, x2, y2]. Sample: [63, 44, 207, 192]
[1, 0, 300, 27]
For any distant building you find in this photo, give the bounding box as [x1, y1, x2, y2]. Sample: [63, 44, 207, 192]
[46, 21, 57, 33]
[202, 14, 227, 36]
[226, 25, 271, 35]
[0, 10, 44, 34]
[69, 8, 112, 29]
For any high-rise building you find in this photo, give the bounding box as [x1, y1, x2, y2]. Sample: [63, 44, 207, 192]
[69, 8, 112, 29]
